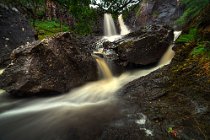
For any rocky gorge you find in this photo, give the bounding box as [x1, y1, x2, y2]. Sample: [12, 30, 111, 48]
[0, 0, 210, 140]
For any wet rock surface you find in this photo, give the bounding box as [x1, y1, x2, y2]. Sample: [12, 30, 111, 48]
[0, 32, 98, 96]
[102, 42, 210, 139]
[125, 0, 183, 30]
[115, 25, 174, 67]
[0, 4, 35, 67]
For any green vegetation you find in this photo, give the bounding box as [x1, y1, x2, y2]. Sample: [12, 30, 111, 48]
[176, 0, 210, 26]
[176, 28, 198, 43]
[190, 44, 206, 56]
[2, 0, 141, 37]
[33, 20, 69, 40]
[69, 6, 97, 35]
[191, 42, 210, 56]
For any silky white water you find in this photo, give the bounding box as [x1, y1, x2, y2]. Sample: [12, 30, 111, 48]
[0, 69, 5, 94]
[0, 28, 182, 140]
[95, 56, 113, 79]
[0, 31, 182, 118]
[103, 13, 130, 42]
[104, 13, 117, 36]
[159, 31, 182, 65]
[118, 14, 130, 35]
[0, 69, 4, 75]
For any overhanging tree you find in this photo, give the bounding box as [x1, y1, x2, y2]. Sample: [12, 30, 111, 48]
[91, 0, 140, 13]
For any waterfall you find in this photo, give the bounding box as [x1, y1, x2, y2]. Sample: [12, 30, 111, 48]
[103, 13, 130, 42]
[0, 69, 5, 94]
[158, 31, 182, 65]
[118, 14, 130, 35]
[0, 69, 4, 75]
[104, 13, 117, 36]
[92, 54, 113, 79]
[0, 31, 182, 140]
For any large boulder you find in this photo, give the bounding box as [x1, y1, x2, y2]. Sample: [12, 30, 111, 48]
[0, 4, 35, 67]
[0, 32, 98, 96]
[115, 25, 174, 66]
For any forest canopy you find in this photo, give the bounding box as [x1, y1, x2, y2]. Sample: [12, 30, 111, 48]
[1, 0, 141, 36]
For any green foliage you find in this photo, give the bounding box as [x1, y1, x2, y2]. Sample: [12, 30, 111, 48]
[176, 28, 198, 43]
[54, 0, 98, 35]
[56, 0, 91, 8]
[191, 42, 210, 56]
[191, 44, 206, 56]
[69, 5, 97, 35]
[176, 0, 210, 26]
[33, 20, 69, 40]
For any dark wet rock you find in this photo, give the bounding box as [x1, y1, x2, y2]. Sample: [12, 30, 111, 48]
[125, 0, 183, 30]
[115, 25, 174, 66]
[0, 4, 35, 67]
[79, 35, 102, 53]
[109, 10, 210, 138]
[0, 32, 98, 96]
[119, 66, 171, 101]
[109, 40, 210, 139]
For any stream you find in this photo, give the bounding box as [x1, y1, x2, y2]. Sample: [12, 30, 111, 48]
[0, 14, 181, 140]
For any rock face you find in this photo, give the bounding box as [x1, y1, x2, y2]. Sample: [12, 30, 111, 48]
[0, 32, 98, 96]
[101, 12, 210, 138]
[0, 4, 35, 67]
[115, 25, 174, 66]
[111, 43, 210, 139]
[125, 0, 183, 30]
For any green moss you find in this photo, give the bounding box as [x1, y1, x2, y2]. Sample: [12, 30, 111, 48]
[176, 28, 198, 43]
[33, 20, 69, 40]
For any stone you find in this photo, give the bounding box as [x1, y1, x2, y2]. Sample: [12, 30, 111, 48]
[0, 4, 35, 67]
[124, 0, 183, 30]
[0, 32, 98, 96]
[115, 25, 174, 66]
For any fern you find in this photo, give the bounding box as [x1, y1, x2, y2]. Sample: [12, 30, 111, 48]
[176, 0, 210, 26]
[176, 28, 198, 43]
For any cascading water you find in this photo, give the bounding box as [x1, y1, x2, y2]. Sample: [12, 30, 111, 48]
[103, 13, 121, 42]
[0, 12, 182, 139]
[0, 69, 4, 75]
[93, 54, 113, 79]
[0, 69, 5, 94]
[118, 14, 130, 35]
[104, 13, 117, 36]
[158, 31, 182, 65]
[103, 13, 130, 42]
[97, 13, 130, 54]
